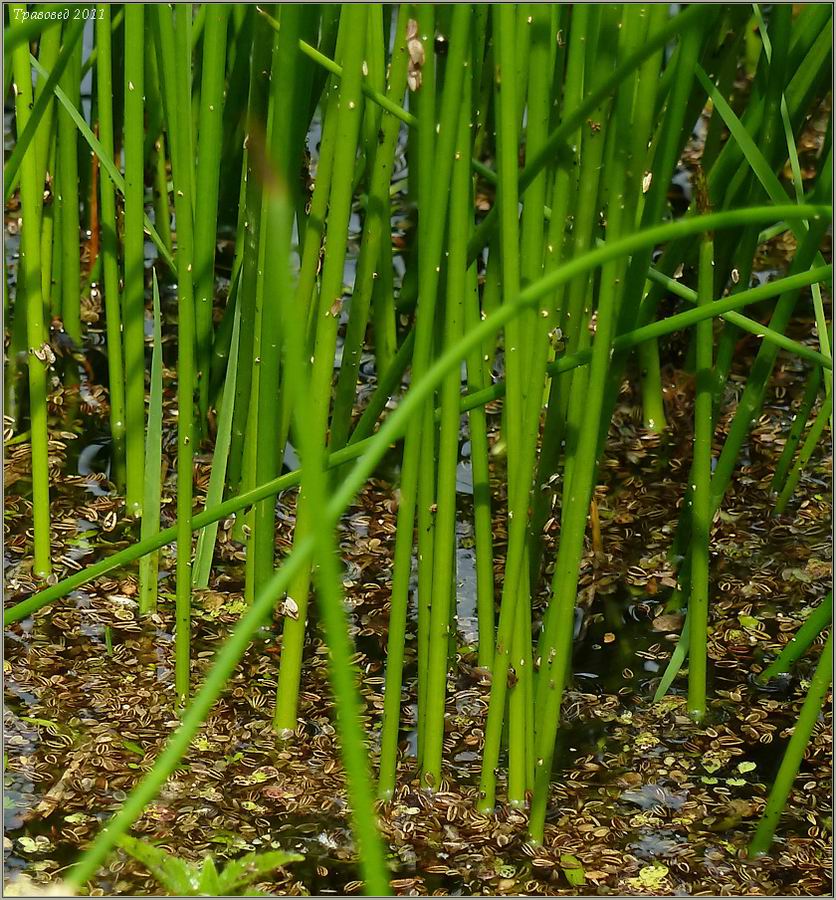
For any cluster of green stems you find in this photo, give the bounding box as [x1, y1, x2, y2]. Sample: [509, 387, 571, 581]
[5, 4, 832, 893]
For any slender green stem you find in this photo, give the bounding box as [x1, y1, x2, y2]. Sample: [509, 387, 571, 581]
[329, 9, 410, 451]
[759, 593, 832, 684]
[687, 178, 715, 722]
[123, 5, 146, 517]
[378, 3, 472, 795]
[276, 183, 391, 896]
[155, 3, 198, 701]
[193, 4, 229, 428]
[10, 5, 52, 579]
[56, 19, 82, 345]
[138, 273, 164, 615]
[491, 2, 531, 808]
[224, 20, 274, 495]
[193, 306, 240, 589]
[749, 631, 833, 856]
[774, 397, 832, 515]
[172, 3, 198, 702]
[421, 60, 471, 789]
[413, 6, 438, 767]
[771, 366, 823, 495]
[464, 267, 495, 670]
[95, 4, 126, 491]
[252, 5, 313, 598]
[275, 5, 369, 733]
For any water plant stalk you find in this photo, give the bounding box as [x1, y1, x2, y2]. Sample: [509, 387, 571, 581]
[377, 3, 473, 795]
[55, 20, 81, 346]
[193, 4, 229, 428]
[10, 6, 52, 579]
[275, 5, 369, 733]
[749, 630, 833, 856]
[138, 273, 164, 615]
[94, 4, 127, 491]
[687, 174, 715, 722]
[123, 4, 147, 517]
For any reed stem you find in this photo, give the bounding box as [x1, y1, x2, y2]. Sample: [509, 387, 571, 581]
[10, 6, 52, 579]
[95, 4, 127, 491]
[123, 5, 147, 517]
[749, 631, 832, 856]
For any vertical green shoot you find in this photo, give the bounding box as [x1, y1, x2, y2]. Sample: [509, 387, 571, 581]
[56, 24, 82, 345]
[749, 631, 832, 856]
[123, 5, 146, 516]
[687, 172, 714, 722]
[10, 5, 52, 579]
[95, 4, 127, 491]
[421, 61, 471, 788]
[194, 4, 229, 427]
[275, 5, 369, 734]
[139, 272, 164, 615]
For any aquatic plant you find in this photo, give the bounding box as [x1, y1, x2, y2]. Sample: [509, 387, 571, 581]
[3, 3, 832, 895]
[116, 835, 303, 896]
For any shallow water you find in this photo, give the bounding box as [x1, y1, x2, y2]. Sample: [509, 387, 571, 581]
[4, 348, 832, 894]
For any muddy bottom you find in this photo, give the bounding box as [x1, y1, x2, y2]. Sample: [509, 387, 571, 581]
[3, 348, 832, 896]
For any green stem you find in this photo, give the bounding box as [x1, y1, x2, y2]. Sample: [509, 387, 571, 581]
[378, 3, 472, 796]
[138, 273, 164, 615]
[123, 5, 146, 517]
[193, 305, 240, 589]
[413, 6, 438, 767]
[329, 9, 409, 452]
[759, 593, 832, 683]
[10, 5, 52, 579]
[749, 631, 832, 856]
[463, 265, 495, 669]
[421, 60, 471, 789]
[95, 4, 126, 491]
[771, 366, 823, 494]
[276, 181, 391, 895]
[687, 182, 715, 722]
[492, 2, 532, 808]
[275, 5, 369, 734]
[774, 397, 832, 515]
[56, 22, 82, 345]
[221, 19, 273, 495]
[193, 4, 229, 428]
[155, 3, 198, 702]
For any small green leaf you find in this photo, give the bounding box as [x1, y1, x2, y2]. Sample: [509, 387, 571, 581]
[117, 835, 197, 895]
[628, 863, 669, 891]
[219, 849, 304, 893]
[560, 854, 585, 886]
[122, 740, 145, 756]
[198, 857, 223, 895]
[737, 761, 757, 774]
[65, 812, 91, 824]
